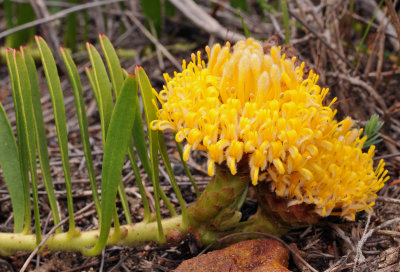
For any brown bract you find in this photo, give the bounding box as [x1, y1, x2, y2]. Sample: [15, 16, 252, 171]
[174, 238, 291, 272]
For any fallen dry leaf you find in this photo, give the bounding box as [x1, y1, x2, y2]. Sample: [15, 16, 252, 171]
[174, 238, 291, 272]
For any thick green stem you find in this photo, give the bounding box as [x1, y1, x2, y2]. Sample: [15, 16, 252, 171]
[188, 165, 250, 225]
[0, 216, 186, 256]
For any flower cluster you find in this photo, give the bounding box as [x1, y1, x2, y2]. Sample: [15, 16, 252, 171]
[151, 38, 388, 220]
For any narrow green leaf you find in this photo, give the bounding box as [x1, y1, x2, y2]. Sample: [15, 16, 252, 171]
[35, 36, 76, 233]
[21, 47, 61, 232]
[99, 34, 149, 219]
[158, 134, 185, 220]
[165, 1, 175, 17]
[85, 67, 99, 104]
[12, 51, 41, 242]
[99, 34, 124, 97]
[238, 11, 250, 38]
[5, 49, 31, 233]
[141, 0, 162, 35]
[87, 42, 131, 224]
[127, 146, 151, 221]
[175, 139, 200, 197]
[136, 66, 165, 242]
[4, 2, 35, 48]
[230, 0, 249, 12]
[87, 75, 137, 256]
[132, 99, 153, 180]
[281, 0, 290, 44]
[0, 102, 25, 232]
[60, 47, 101, 219]
[63, 0, 79, 52]
[86, 42, 113, 143]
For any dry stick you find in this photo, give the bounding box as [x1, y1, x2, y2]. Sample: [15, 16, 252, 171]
[198, 232, 318, 272]
[168, 0, 246, 42]
[287, 10, 352, 68]
[375, 230, 400, 237]
[28, 0, 63, 65]
[125, 11, 181, 70]
[377, 196, 400, 204]
[353, 213, 372, 271]
[99, 249, 106, 272]
[327, 72, 387, 111]
[384, 0, 400, 45]
[331, 224, 356, 252]
[0, 0, 124, 40]
[347, 11, 398, 39]
[374, 152, 400, 160]
[20, 202, 95, 272]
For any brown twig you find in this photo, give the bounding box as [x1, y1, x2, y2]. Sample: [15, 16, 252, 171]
[327, 72, 387, 111]
[384, 0, 400, 45]
[377, 196, 400, 204]
[288, 10, 352, 68]
[168, 0, 246, 42]
[375, 230, 400, 238]
[125, 11, 181, 70]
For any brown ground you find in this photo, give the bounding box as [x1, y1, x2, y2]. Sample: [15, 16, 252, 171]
[0, 0, 400, 271]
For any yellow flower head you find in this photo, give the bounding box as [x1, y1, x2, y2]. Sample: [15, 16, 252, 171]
[151, 38, 389, 220]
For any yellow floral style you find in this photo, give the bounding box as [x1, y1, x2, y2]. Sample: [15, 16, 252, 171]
[151, 38, 389, 220]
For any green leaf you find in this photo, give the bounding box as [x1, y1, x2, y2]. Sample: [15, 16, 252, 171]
[21, 47, 61, 232]
[158, 134, 185, 220]
[36, 36, 76, 233]
[141, 0, 162, 35]
[11, 50, 42, 242]
[127, 146, 151, 221]
[63, 0, 79, 52]
[87, 75, 138, 256]
[363, 114, 384, 149]
[99, 34, 124, 98]
[136, 66, 165, 242]
[86, 42, 113, 143]
[5, 49, 31, 233]
[84, 67, 99, 104]
[87, 41, 131, 224]
[280, 0, 290, 44]
[4, 2, 35, 48]
[230, 0, 248, 12]
[175, 139, 200, 197]
[0, 101, 25, 233]
[60, 47, 101, 219]
[238, 11, 250, 38]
